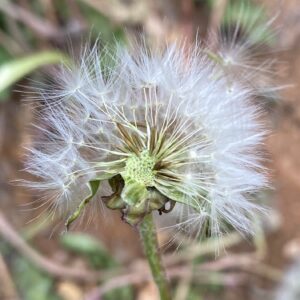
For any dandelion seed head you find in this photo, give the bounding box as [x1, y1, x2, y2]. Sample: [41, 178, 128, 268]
[23, 36, 270, 239]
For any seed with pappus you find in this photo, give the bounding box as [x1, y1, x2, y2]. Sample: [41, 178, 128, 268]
[23, 40, 269, 239]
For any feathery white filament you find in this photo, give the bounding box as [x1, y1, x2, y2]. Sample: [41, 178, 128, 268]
[24, 40, 269, 238]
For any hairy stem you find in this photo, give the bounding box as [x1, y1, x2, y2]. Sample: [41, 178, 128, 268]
[139, 213, 171, 300]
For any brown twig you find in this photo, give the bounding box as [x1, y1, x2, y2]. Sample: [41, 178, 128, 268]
[163, 232, 242, 266]
[85, 264, 248, 300]
[67, 0, 87, 25]
[0, 29, 24, 55]
[3, 10, 32, 53]
[78, 0, 148, 24]
[0, 0, 59, 38]
[0, 0, 85, 40]
[85, 239, 282, 300]
[0, 209, 241, 285]
[38, 0, 59, 26]
[0, 208, 282, 296]
[0, 211, 105, 282]
[199, 253, 283, 281]
[0, 253, 20, 300]
[173, 262, 193, 300]
[84, 267, 152, 300]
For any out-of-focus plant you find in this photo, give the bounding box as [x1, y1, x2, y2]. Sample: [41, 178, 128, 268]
[0, 0, 278, 299]
[0, 242, 59, 300]
[206, 0, 278, 103]
[222, 0, 275, 45]
[0, 51, 68, 98]
[22, 12, 276, 299]
[60, 232, 117, 269]
[0, 0, 125, 102]
[60, 232, 134, 300]
[207, 0, 275, 45]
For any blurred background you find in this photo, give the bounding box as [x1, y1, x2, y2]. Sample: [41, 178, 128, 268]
[0, 0, 300, 299]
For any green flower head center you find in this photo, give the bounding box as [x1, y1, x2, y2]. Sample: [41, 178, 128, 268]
[124, 150, 156, 186]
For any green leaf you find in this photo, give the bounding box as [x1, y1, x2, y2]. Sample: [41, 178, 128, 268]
[77, 0, 125, 43]
[65, 180, 101, 231]
[11, 256, 59, 300]
[60, 232, 117, 269]
[223, 0, 275, 46]
[61, 232, 105, 254]
[0, 47, 12, 65]
[0, 51, 68, 94]
[104, 286, 134, 300]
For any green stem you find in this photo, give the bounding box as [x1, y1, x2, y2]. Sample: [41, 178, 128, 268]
[139, 213, 171, 300]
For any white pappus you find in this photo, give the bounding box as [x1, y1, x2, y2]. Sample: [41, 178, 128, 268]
[23, 38, 270, 239]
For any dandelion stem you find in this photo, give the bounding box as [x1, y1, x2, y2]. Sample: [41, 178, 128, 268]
[139, 213, 171, 300]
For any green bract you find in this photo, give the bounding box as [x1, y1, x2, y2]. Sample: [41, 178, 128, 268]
[65, 122, 200, 228]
